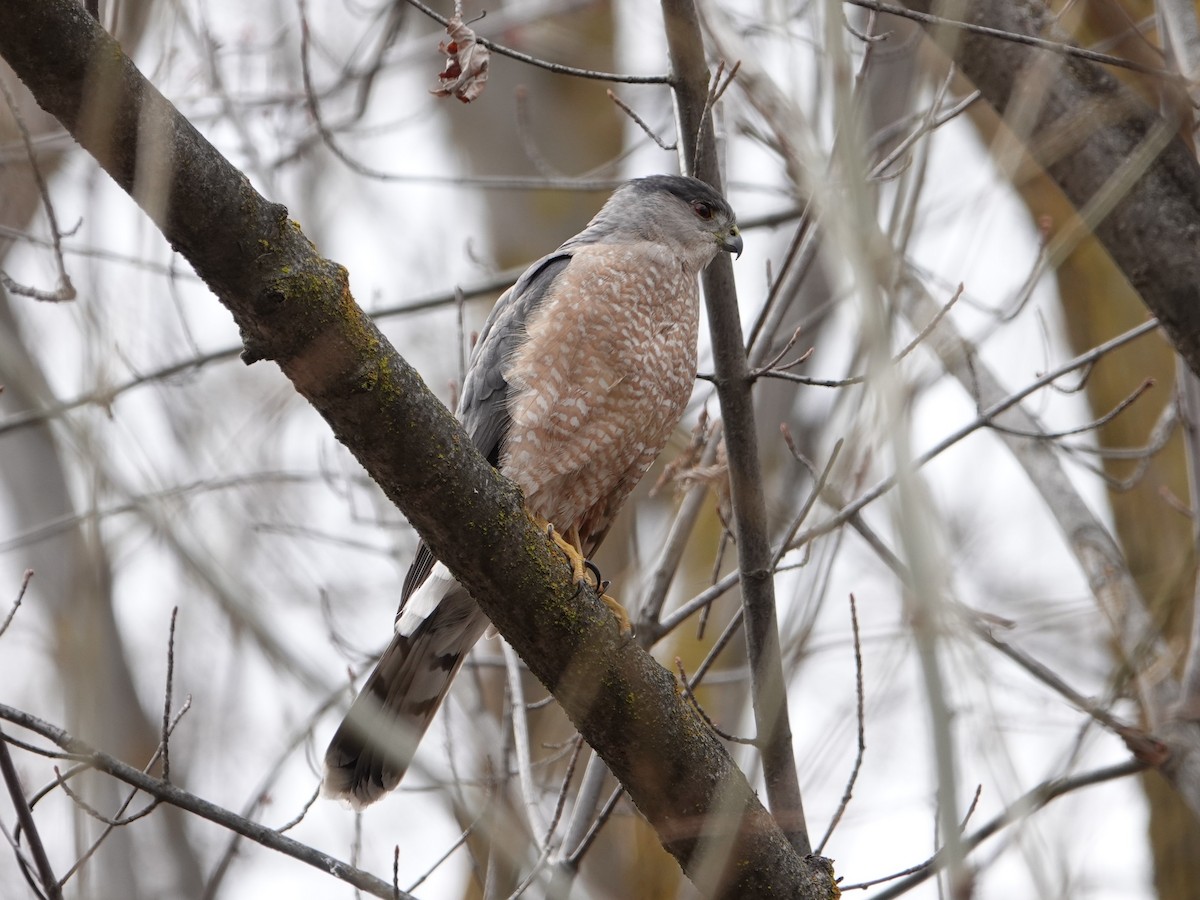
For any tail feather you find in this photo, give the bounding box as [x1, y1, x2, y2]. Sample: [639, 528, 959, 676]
[323, 587, 488, 809]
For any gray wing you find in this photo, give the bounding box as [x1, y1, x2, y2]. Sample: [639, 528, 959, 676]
[458, 251, 571, 465]
[398, 251, 572, 608]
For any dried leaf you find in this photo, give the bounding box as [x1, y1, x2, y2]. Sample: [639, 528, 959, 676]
[431, 14, 489, 104]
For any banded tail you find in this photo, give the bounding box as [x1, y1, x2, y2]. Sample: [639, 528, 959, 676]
[323, 575, 488, 808]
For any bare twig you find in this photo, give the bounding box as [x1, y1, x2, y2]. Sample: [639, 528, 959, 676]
[842, 0, 1182, 80]
[0, 270, 75, 303]
[161, 608, 178, 782]
[0, 726, 62, 900]
[402, 0, 670, 83]
[749, 326, 809, 377]
[54, 696, 193, 888]
[548, 751, 608, 892]
[788, 317, 1162, 550]
[275, 784, 321, 834]
[510, 735, 583, 899]
[1178, 369, 1200, 718]
[750, 283, 963, 388]
[54, 766, 160, 827]
[300, 8, 625, 189]
[405, 815, 480, 892]
[513, 87, 563, 180]
[606, 90, 676, 151]
[639, 419, 725, 634]
[984, 377, 1155, 441]
[691, 59, 740, 175]
[0, 570, 32, 639]
[792, 450, 1153, 767]
[0, 704, 411, 899]
[675, 658, 757, 745]
[564, 785, 623, 865]
[0, 270, 527, 440]
[971, 622, 1135, 735]
[0, 76, 74, 303]
[775, 434, 844, 566]
[507, 734, 585, 900]
[502, 642, 549, 842]
[858, 760, 1146, 898]
[869, 89, 980, 181]
[815, 595, 866, 854]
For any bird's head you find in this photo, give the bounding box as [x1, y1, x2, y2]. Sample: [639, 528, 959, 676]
[585, 174, 742, 273]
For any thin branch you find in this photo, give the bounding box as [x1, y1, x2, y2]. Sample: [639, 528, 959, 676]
[402, 0, 671, 84]
[691, 59, 740, 176]
[0, 75, 74, 303]
[54, 696, 193, 889]
[775, 435, 844, 567]
[510, 735, 583, 899]
[161, 608, 178, 782]
[565, 785, 624, 866]
[606, 90, 676, 151]
[513, 87, 564, 180]
[0, 271, 522, 440]
[1178, 368, 1200, 717]
[984, 377, 1155, 440]
[748, 282, 963, 388]
[300, 6, 625, 190]
[508, 733, 586, 900]
[0, 570, 32, 639]
[54, 766, 160, 828]
[859, 760, 1147, 898]
[0, 726, 62, 900]
[0, 704, 409, 899]
[0, 270, 75, 303]
[274, 785, 321, 834]
[870, 90, 980, 180]
[0, 815, 47, 900]
[405, 815, 480, 892]
[970, 620, 1136, 736]
[792, 446, 1156, 771]
[675, 658, 757, 745]
[639, 419, 724, 634]
[662, 0, 811, 856]
[789, 317, 1162, 550]
[502, 642, 549, 842]
[815, 595, 866, 855]
[548, 751, 608, 892]
[842, 0, 1183, 81]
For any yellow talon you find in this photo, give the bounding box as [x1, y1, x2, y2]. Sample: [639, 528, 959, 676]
[553, 530, 589, 585]
[601, 592, 633, 636]
[529, 510, 632, 634]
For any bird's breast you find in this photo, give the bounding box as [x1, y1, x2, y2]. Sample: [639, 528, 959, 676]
[499, 244, 700, 534]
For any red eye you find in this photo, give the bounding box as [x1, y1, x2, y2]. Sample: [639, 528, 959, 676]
[692, 201, 713, 220]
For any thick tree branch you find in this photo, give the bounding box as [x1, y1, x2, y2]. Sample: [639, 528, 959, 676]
[900, 0, 1200, 378]
[896, 0, 1200, 826]
[0, 2, 835, 896]
[661, 0, 812, 857]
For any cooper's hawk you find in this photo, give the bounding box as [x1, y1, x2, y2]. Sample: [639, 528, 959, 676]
[323, 174, 742, 808]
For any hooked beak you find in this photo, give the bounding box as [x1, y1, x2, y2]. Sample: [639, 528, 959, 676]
[721, 227, 743, 258]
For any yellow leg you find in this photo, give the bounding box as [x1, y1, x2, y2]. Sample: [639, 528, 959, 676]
[528, 511, 632, 635]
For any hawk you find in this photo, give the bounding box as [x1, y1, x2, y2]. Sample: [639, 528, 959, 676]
[323, 174, 742, 808]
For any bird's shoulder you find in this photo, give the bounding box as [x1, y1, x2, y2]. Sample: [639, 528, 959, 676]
[471, 250, 574, 359]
